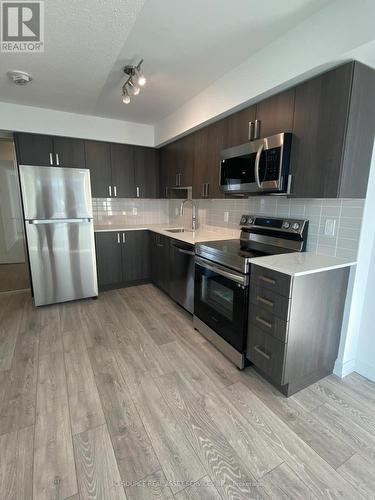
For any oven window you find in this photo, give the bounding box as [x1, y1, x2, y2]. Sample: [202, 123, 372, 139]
[201, 275, 234, 320]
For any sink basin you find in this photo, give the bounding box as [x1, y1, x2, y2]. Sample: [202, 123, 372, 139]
[165, 228, 187, 233]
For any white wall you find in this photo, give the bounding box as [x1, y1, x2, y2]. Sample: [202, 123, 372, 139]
[0, 102, 154, 147]
[355, 236, 375, 381]
[154, 0, 375, 145]
[334, 141, 375, 380]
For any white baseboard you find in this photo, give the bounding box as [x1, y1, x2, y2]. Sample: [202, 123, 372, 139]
[355, 359, 375, 382]
[333, 358, 356, 378]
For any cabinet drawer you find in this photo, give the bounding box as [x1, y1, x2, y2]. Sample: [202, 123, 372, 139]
[251, 266, 292, 298]
[247, 326, 286, 385]
[250, 286, 290, 321]
[249, 302, 289, 342]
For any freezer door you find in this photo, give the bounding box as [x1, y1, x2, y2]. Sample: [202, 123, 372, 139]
[19, 165, 92, 220]
[26, 219, 98, 306]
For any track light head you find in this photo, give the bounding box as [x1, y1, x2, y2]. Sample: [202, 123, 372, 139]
[128, 78, 140, 96]
[122, 87, 130, 104]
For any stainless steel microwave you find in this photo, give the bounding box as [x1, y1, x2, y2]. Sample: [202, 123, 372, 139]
[220, 132, 292, 195]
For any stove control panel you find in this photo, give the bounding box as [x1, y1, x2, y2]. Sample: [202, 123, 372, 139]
[240, 215, 307, 235]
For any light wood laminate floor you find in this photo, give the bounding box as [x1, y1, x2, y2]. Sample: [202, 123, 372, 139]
[1, 284, 375, 500]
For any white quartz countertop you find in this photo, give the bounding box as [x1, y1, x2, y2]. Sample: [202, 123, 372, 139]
[249, 252, 356, 277]
[94, 224, 238, 245]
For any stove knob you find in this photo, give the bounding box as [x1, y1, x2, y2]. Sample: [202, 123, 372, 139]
[282, 221, 290, 229]
[240, 216, 247, 225]
[292, 222, 300, 231]
[247, 217, 254, 224]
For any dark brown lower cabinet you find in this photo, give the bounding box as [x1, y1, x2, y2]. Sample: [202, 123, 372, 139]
[247, 265, 350, 396]
[95, 230, 150, 290]
[95, 232, 123, 288]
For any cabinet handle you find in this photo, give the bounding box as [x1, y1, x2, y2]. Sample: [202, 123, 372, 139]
[109, 185, 112, 197]
[117, 233, 120, 244]
[122, 233, 126, 244]
[201, 183, 205, 198]
[179, 173, 182, 186]
[257, 296, 274, 307]
[49, 153, 54, 165]
[136, 186, 140, 198]
[254, 119, 261, 139]
[259, 275, 276, 285]
[254, 345, 271, 360]
[114, 185, 117, 197]
[165, 187, 169, 198]
[256, 316, 273, 329]
[248, 122, 254, 141]
[205, 183, 209, 198]
[55, 153, 60, 166]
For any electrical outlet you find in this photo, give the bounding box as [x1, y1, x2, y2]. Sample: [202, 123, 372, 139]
[132, 207, 137, 216]
[324, 219, 336, 237]
[224, 211, 229, 222]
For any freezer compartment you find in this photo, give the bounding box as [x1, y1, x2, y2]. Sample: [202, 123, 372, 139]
[19, 165, 92, 220]
[26, 219, 98, 306]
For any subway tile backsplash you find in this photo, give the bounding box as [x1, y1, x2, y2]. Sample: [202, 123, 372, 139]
[93, 197, 364, 260]
[169, 197, 365, 259]
[92, 198, 169, 226]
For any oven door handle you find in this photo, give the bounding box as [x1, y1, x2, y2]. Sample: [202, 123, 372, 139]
[195, 257, 246, 285]
[255, 142, 264, 190]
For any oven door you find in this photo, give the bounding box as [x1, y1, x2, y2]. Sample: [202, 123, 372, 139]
[194, 257, 248, 352]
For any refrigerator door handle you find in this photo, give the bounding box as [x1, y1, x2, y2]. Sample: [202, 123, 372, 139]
[28, 218, 92, 224]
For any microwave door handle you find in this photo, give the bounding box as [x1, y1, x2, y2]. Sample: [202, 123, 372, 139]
[255, 143, 264, 190]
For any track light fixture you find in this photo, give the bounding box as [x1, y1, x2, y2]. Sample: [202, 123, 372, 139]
[122, 59, 146, 104]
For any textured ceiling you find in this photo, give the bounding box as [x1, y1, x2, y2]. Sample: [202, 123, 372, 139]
[0, 0, 332, 124]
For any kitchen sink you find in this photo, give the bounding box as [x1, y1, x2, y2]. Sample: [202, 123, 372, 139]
[165, 228, 187, 233]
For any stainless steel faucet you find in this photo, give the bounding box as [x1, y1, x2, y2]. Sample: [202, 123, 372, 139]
[180, 199, 198, 231]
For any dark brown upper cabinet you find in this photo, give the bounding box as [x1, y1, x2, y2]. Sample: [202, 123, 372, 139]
[15, 133, 85, 168]
[254, 88, 295, 139]
[110, 143, 136, 198]
[15, 133, 54, 166]
[52, 137, 86, 168]
[85, 140, 112, 198]
[224, 105, 256, 148]
[193, 119, 225, 199]
[290, 61, 375, 198]
[134, 147, 160, 198]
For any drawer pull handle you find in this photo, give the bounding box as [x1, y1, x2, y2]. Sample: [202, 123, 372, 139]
[257, 296, 274, 307]
[256, 316, 272, 329]
[259, 275, 276, 285]
[254, 345, 271, 360]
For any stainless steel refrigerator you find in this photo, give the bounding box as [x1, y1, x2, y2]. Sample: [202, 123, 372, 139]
[19, 165, 98, 306]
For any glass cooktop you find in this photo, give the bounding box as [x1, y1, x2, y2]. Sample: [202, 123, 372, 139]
[195, 239, 266, 274]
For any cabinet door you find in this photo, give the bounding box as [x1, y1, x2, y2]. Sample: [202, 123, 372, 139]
[192, 127, 209, 199]
[85, 140, 112, 198]
[134, 147, 160, 198]
[290, 64, 352, 198]
[15, 133, 54, 166]
[193, 121, 225, 199]
[254, 88, 295, 139]
[53, 136, 85, 168]
[174, 135, 194, 187]
[160, 148, 170, 199]
[122, 230, 150, 282]
[224, 105, 257, 148]
[95, 232, 122, 288]
[110, 143, 136, 198]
